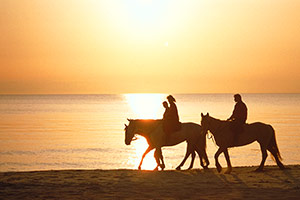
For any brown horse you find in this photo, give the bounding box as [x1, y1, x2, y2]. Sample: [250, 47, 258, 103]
[124, 119, 209, 170]
[201, 113, 285, 174]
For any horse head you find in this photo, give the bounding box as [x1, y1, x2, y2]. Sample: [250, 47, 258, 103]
[201, 113, 210, 133]
[124, 119, 137, 145]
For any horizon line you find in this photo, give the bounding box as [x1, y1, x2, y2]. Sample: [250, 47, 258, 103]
[0, 92, 300, 96]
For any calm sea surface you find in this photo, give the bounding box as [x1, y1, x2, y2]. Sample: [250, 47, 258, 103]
[0, 94, 299, 172]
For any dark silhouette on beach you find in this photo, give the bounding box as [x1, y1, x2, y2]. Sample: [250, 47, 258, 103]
[201, 113, 286, 173]
[124, 95, 210, 170]
[162, 95, 181, 135]
[227, 94, 248, 144]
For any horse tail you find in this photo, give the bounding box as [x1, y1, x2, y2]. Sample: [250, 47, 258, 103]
[268, 125, 282, 161]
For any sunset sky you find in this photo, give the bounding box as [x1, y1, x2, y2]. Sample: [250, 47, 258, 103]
[1, 0, 300, 94]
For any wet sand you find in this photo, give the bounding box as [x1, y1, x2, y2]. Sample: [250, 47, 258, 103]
[0, 165, 300, 200]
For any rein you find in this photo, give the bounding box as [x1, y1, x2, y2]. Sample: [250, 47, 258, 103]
[207, 132, 213, 139]
[132, 135, 138, 141]
[206, 117, 223, 147]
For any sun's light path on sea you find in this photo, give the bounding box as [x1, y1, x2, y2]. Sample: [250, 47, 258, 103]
[124, 93, 166, 170]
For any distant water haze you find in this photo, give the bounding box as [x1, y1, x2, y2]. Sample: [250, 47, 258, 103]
[0, 94, 299, 171]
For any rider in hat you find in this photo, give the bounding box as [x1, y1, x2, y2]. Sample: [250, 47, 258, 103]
[163, 95, 181, 135]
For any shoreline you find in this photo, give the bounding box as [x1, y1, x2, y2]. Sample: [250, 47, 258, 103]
[1, 165, 300, 199]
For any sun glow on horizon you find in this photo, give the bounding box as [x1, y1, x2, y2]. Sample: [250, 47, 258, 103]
[125, 93, 166, 119]
[1, 1, 300, 94]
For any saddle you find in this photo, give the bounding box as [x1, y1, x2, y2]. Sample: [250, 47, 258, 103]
[229, 121, 245, 135]
[163, 121, 182, 135]
[228, 122, 247, 146]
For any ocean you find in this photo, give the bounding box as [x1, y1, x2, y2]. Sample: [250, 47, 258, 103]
[0, 93, 299, 171]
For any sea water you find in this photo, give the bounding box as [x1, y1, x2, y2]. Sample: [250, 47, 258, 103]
[0, 94, 299, 171]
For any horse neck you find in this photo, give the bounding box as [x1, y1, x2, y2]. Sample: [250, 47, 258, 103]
[134, 119, 161, 137]
[208, 117, 226, 135]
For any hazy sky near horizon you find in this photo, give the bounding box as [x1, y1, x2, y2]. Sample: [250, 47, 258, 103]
[1, 0, 300, 94]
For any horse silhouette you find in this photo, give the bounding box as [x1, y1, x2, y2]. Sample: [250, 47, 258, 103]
[124, 119, 209, 170]
[201, 113, 285, 174]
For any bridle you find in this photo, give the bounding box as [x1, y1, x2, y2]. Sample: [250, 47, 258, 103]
[125, 124, 139, 143]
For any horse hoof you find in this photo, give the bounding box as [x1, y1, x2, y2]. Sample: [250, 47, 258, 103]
[281, 166, 290, 170]
[176, 166, 181, 170]
[255, 168, 263, 172]
[279, 165, 288, 170]
[138, 166, 141, 170]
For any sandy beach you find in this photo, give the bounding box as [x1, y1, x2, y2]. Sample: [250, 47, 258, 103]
[0, 165, 299, 200]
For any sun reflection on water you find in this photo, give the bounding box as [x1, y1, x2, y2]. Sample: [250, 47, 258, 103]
[124, 93, 166, 169]
[132, 137, 157, 170]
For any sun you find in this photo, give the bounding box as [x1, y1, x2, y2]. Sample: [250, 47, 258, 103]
[164, 41, 168, 47]
[138, 0, 153, 4]
[124, 93, 166, 119]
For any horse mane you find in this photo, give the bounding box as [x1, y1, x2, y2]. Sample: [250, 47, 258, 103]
[132, 119, 162, 122]
[208, 115, 227, 123]
[129, 119, 163, 132]
[130, 119, 163, 125]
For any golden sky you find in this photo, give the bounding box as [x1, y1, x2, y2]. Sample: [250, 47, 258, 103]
[1, 0, 300, 94]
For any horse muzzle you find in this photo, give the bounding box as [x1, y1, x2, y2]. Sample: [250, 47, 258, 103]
[125, 140, 131, 145]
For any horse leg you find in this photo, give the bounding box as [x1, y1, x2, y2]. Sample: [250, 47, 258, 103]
[223, 148, 232, 174]
[176, 143, 194, 170]
[267, 147, 285, 170]
[256, 144, 268, 172]
[215, 147, 224, 173]
[138, 146, 153, 170]
[267, 133, 286, 170]
[199, 147, 209, 169]
[154, 149, 160, 170]
[203, 150, 210, 169]
[158, 148, 165, 170]
[188, 151, 196, 170]
[194, 146, 209, 169]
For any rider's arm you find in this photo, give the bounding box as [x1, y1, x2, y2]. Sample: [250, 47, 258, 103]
[227, 104, 237, 121]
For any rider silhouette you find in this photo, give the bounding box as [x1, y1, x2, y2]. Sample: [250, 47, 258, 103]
[162, 101, 169, 119]
[227, 94, 248, 143]
[162, 95, 181, 135]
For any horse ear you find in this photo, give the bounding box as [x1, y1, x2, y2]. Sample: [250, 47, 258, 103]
[201, 113, 204, 117]
[207, 113, 209, 116]
[127, 118, 130, 121]
[124, 124, 128, 127]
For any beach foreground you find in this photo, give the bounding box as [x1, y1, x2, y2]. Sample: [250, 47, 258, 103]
[0, 165, 300, 200]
